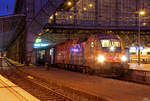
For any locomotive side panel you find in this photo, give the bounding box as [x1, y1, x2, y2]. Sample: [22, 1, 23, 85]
[55, 41, 72, 64]
[54, 34, 129, 76]
[68, 40, 85, 66]
[55, 44, 63, 64]
[83, 36, 96, 69]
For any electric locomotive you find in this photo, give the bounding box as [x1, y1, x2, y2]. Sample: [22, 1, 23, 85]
[54, 34, 129, 76]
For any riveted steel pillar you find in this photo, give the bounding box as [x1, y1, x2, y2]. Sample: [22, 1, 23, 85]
[25, 0, 66, 65]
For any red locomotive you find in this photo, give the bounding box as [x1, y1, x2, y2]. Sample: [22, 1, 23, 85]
[54, 34, 129, 75]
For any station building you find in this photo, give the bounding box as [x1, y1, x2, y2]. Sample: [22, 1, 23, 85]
[6, 0, 150, 64]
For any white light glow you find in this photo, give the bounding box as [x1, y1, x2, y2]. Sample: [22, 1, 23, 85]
[83, 8, 87, 11]
[110, 46, 115, 51]
[50, 16, 53, 20]
[67, 1, 72, 6]
[89, 4, 93, 8]
[121, 55, 127, 62]
[139, 11, 145, 16]
[97, 55, 105, 63]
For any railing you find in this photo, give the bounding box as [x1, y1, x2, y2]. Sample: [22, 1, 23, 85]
[126, 69, 150, 84]
[46, 22, 150, 30]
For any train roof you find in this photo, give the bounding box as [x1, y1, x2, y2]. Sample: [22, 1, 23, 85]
[95, 34, 119, 39]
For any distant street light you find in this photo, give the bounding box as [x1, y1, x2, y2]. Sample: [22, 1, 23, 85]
[138, 10, 145, 65]
[67, 1, 72, 6]
[139, 11, 145, 15]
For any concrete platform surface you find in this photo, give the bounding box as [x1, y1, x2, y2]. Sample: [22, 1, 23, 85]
[0, 74, 40, 101]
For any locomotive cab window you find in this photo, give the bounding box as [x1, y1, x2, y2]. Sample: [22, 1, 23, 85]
[101, 40, 111, 47]
[100, 39, 121, 52]
[111, 39, 120, 47]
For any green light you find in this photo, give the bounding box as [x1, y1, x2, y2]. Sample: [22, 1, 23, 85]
[35, 38, 42, 43]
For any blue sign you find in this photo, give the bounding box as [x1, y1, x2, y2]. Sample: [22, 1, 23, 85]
[71, 44, 82, 52]
[129, 46, 144, 50]
[71, 48, 80, 52]
[33, 42, 48, 48]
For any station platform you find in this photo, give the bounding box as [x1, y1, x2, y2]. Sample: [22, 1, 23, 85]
[6, 58, 24, 66]
[0, 74, 39, 101]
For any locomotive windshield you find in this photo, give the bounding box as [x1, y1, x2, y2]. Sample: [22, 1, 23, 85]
[100, 39, 121, 52]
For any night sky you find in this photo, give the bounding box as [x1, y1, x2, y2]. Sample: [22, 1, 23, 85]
[0, 0, 16, 16]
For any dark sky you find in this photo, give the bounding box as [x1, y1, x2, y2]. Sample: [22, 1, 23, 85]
[0, 0, 16, 16]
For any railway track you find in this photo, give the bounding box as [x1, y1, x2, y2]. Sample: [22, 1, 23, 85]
[2, 58, 107, 101]
[0, 59, 72, 101]
[3, 58, 150, 101]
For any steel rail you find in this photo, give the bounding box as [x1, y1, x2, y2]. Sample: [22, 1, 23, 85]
[4, 58, 73, 101]
[5, 58, 108, 101]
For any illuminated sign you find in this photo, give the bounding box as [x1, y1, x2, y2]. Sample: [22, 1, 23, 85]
[71, 44, 82, 52]
[33, 42, 48, 48]
[129, 46, 144, 50]
[71, 48, 80, 52]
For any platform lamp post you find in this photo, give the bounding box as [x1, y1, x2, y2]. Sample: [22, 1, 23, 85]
[138, 10, 145, 65]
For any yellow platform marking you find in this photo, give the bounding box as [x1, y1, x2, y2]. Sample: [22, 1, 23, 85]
[27, 75, 34, 80]
[0, 74, 40, 101]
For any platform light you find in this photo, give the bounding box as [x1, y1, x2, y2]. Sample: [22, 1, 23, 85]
[50, 15, 53, 20]
[89, 4, 93, 8]
[67, 1, 72, 6]
[83, 8, 87, 11]
[35, 38, 42, 43]
[142, 22, 147, 26]
[45, 29, 50, 32]
[35, 37, 42, 43]
[55, 12, 58, 16]
[69, 15, 73, 19]
[38, 33, 42, 36]
[139, 10, 145, 16]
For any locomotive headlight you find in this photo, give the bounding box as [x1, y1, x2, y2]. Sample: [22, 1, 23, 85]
[121, 55, 127, 62]
[110, 46, 115, 51]
[97, 55, 105, 63]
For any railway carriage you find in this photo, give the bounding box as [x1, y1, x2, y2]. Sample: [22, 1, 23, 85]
[129, 47, 150, 63]
[54, 34, 129, 76]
